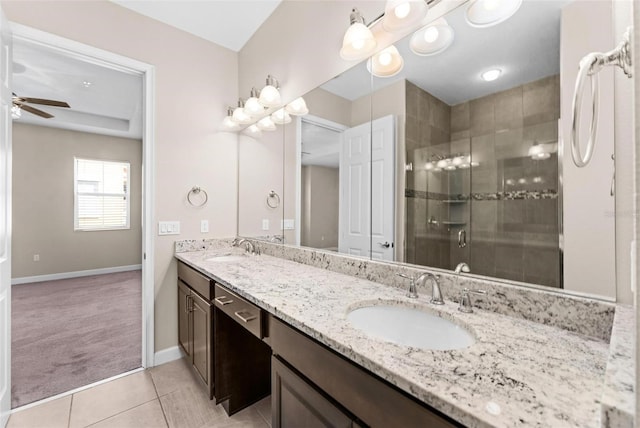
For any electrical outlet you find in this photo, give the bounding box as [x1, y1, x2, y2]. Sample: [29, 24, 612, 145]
[201, 220, 209, 233]
[262, 219, 269, 231]
[33, 254, 40, 262]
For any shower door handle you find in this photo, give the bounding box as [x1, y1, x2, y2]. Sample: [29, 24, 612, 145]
[458, 229, 467, 248]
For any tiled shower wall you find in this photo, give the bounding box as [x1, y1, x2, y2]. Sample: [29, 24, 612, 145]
[405, 75, 561, 288]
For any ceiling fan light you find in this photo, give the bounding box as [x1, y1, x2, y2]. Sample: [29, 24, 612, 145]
[285, 97, 309, 116]
[271, 108, 292, 125]
[367, 45, 404, 78]
[410, 18, 455, 56]
[465, 0, 523, 28]
[259, 75, 281, 108]
[244, 88, 264, 116]
[11, 105, 21, 119]
[257, 116, 277, 131]
[382, 0, 429, 32]
[340, 9, 377, 61]
[242, 124, 263, 139]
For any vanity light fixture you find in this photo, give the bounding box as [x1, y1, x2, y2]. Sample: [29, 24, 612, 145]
[221, 107, 241, 131]
[244, 88, 264, 116]
[425, 161, 434, 170]
[242, 124, 263, 139]
[258, 75, 282, 108]
[271, 108, 292, 125]
[257, 116, 277, 131]
[232, 99, 253, 124]
[465, 0, 523, 28]
[11, 105, 21, 119]
[340, 8, 378, 61]
[528, 141, 556, 160]
[382, 0, 429, 33]
[410, 18, 455, 56]
[367, 44, 404, 77]
[285, 97, 309, 116]
[481, 68, 502, 82]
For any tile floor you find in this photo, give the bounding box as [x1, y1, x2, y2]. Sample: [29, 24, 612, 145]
[7, 358, 271, 428]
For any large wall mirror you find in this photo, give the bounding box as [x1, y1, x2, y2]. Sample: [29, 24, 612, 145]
[238, 0, 622, 300]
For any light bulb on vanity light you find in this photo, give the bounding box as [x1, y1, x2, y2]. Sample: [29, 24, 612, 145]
[242, 124, 263, 139]
[258, 75, 281, 108]
[340, 8, 377, 60]
[220, 107, 240, 131]
[367, 45, 404, 78]
[257, 116, 277, 131]
[382, 0, 429, 32]
[410, 18, 455, 56]
[285, 97, 309, 116]
[271, 108, 292, 125]
[244, 87, 264, 117]
[466, 0, 523, 28]
[232, 99, 252, 124]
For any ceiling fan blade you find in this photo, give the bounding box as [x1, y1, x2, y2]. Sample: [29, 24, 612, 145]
[20, 97, 70, 108]
[20, 104, 54, 119]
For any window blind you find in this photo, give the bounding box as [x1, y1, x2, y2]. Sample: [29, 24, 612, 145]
[74, 158, 130, 231]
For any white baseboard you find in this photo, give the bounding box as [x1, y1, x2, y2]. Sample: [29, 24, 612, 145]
[154, 346, 184, 366]
[11, 264, 142, 285]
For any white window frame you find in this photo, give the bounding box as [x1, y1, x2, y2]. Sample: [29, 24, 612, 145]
[74, 157, 131, 231]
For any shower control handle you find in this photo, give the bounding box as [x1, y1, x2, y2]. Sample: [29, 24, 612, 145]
[458, 229, 467, 248]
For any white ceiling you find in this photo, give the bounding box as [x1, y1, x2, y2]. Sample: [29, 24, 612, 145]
[321, 0, 569, 105]
[12, 39, 143, 139]
[110, 0, 282, 52]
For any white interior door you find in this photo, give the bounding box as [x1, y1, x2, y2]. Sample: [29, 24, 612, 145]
[339, 116, 395, 260]
[370, 115, 395, 261]
[0, 6, 12, 427]
[339, 122, 370, 256]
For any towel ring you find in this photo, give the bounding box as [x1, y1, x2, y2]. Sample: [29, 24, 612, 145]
[266, 190, 280, 209]
[187, 186, 208, 207]
[570, 27, 632, 168]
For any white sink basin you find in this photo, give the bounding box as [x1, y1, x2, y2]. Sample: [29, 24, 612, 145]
[205, 254, 246, 262]
[346, 305, 475, 351]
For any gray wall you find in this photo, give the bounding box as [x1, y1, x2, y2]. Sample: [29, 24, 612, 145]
[12, 123, 142, 278]
[301, 165, 339, 250]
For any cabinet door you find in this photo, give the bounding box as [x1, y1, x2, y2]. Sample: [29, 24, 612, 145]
[191, 291, 212, 386]
[177, 280, 192, 358]
[272, 357, 354, 428]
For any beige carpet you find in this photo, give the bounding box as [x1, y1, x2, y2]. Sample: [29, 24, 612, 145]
[11, 270, 142, 408]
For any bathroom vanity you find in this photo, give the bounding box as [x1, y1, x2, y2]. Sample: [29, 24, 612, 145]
[175, 240, 633, 428]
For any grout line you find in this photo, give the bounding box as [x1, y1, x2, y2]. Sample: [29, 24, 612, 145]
[67, 395, 73, 428]
[149, 370, 170, 428]
[82, 398, 159, 428]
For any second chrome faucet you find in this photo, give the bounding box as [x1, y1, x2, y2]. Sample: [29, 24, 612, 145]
[397, 272, 443, 304]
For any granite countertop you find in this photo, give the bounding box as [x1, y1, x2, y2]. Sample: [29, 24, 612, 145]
[176, 249, 612, 428]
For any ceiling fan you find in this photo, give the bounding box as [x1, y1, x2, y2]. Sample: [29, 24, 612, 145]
[12, 93, 70, 119]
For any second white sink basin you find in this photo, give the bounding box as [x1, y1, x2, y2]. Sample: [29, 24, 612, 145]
[205, 254, 246, 262]
[346, 305, 475, 351]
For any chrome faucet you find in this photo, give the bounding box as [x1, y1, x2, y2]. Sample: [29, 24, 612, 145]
[232, 237, 256, 254]
[458, 288, 487, 313]
[397, 272, 442, 303]
[454, 262, 470, 275]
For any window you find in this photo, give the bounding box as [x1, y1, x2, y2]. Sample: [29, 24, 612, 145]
[74, 158, 130, 231]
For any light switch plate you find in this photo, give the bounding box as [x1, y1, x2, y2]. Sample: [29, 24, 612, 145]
[201, 220, 209, 233]
[262, 219, 269, 230]
[281, 219, 295, 230]
[159, 221, 180, 235]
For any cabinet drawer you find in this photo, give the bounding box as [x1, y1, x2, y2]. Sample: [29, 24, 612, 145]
[178, 261, 213, 300]
[214, 284, 262, 339]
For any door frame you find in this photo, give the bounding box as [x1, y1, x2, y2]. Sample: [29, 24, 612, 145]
[10, 23, 156, 369]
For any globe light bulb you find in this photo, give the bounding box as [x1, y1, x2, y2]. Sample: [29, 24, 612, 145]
[424, 26, 439, 43]
[394, 2, 411, 18]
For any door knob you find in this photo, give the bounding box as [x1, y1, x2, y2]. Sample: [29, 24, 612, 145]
[379, 241, 392, 248]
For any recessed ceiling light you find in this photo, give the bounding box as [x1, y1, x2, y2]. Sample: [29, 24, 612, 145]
[82, 80, 92, 88]
[481, 68, 501, 81]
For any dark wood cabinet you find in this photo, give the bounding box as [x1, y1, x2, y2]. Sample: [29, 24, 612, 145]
[177, 262, 214, 399]
[272, 357, 358, 428]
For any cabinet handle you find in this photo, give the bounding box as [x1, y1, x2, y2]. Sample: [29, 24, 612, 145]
[185, 295, 190, 313]
[214, 296, 234, 306]
[458, 229, 467, 248]
[234, 310, 257, 323]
